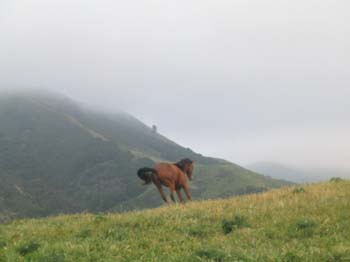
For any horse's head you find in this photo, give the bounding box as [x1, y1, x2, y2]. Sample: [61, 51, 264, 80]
[176, 158, 194, 180]
[185, 161, 194, 181]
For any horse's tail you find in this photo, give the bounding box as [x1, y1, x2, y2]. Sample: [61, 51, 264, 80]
[137, 167, 157, 185]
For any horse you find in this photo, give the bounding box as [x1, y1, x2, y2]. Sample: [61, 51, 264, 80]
[137, 158, 194, 204]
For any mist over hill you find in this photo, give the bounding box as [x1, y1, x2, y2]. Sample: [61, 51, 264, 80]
[0, 90, 290, 221]
[247, 162, 350, 183]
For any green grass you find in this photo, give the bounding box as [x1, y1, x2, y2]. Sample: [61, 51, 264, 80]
[1, 181, 350, 261]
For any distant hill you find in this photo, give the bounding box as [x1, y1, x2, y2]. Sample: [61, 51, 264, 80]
[247, 162, 350, 183]
[0, 180, 349, 261]
[246, 162, 309, 183]
[0, 90, 290, 221]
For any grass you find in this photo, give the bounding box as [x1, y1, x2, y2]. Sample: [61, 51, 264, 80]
[1, 181, 350, 261]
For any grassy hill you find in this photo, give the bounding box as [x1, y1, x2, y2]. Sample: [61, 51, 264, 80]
[0, 90, 289, 221]
[0, 180, 349, 261]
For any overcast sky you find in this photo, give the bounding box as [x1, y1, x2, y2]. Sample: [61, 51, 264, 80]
[1, 0, 349, 169]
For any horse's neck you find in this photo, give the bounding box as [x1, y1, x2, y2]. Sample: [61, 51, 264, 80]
[174, 163, 185, 172]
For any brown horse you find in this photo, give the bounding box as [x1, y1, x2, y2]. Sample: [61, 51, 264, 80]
[137, 158, 194, 204]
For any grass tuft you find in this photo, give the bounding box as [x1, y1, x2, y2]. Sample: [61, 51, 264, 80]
[283, 251, 302, 262]
[93, 214, 107, 224]
[16, 241, 40, 256]
[187, 226, 210, 238]
[37, 251, 65, 262]
[194, 248, 227, 262]
[0, 240, 6, 249]
[292, 187, 305, 193]
[76, 228, 92, 239]
[288, 218, 318, 238]
[104, 227, 128, 241]
[222, 214, 249, 234]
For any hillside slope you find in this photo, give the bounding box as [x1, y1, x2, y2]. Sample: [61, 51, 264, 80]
[0, 180, 349, 261]
[0, 90, 289, 221]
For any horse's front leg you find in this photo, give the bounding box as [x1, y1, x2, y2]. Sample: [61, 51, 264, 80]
[169, 185, 176, 203]
[155, 183, 169, 204]
[183, 184, 192, 201]
[176, 189, 184, 204]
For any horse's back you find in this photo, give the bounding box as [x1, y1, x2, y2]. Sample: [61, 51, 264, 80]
[155, 163, 178, 175]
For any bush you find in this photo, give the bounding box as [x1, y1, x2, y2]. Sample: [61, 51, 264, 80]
[16, 241, 40, 256]
[222, 214, 249, 234]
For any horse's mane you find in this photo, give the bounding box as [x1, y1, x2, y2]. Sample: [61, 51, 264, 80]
[174, 158, 193, 172]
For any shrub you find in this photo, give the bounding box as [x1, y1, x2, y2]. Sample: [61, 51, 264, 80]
[16, 241, 40, 256]
[222, 214, 249, 234]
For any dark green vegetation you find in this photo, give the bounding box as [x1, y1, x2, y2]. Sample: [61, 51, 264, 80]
[1, 181, 350, 261]
[221, 214, 249, 234]
[0, 90, 289, 221]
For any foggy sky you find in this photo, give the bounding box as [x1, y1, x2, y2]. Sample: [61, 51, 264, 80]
[1, 0, 349, 169]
